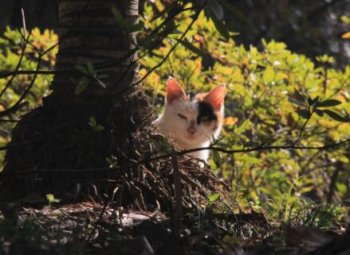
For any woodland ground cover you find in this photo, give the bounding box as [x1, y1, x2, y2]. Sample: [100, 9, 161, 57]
[0, 0, 350, 254]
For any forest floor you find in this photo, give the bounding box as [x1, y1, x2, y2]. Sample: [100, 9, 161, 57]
[0, 201, 349, 255]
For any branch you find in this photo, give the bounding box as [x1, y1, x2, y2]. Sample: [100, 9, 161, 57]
[293, 109, 315, 146]
[0, 29, 31, 99]
[0, 69, 56, 79]
[171, 149, 182, 234]
[0, 54, 43, 118]
[114, 3, 204, 97]
[132, 8, 202, 87]
[1, 137, 350, 176]
[327, 162, 342, 202]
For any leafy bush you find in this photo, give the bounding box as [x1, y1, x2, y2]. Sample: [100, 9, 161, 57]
[0, 27, 56, 167]
[0, 1, 349, 229]
[139, 2, 350, 227]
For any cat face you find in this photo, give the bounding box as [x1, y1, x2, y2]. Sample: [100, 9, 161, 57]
[158, 77, 225, 147]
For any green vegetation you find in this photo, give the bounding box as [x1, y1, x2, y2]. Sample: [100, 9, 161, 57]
[0, 27, 56, 167]
[140, 2, 350, 228]
[0, 0, 349, 249]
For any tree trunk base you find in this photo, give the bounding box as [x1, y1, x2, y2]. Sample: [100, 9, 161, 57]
[1, 91, 153, 203]
[1, 91, 230, 216]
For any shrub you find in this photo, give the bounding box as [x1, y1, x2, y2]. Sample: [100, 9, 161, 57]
[140, 2, 350, 226]
[1, 2, 349, 228]
[0, 27, 56, 167]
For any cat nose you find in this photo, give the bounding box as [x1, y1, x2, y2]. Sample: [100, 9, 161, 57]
[187, 121, 197, 134]
[187, 127, 196, 134]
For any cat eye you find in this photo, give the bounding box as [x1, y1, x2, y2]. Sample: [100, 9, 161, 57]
[200, 116, 210, 121]
[177, 113, 187, 120]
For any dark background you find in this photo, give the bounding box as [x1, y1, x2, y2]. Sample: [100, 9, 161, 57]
[0, 0, 349, 67]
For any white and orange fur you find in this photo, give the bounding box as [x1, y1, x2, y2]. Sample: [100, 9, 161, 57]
[153, 77, 226, 162]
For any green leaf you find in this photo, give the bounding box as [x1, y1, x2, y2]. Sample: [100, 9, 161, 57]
[88, 116, 104, 132]
[75, 78, 89, 95]
[307, 96, 320, 107]
[177, 39, 206, 58]
[76, 65, 89, 75]
[111, 6, 126, 28]
[212, 150, 222, 167]
[315, 109, 324, 116]
[112, 6, 142, 32]
[297, 109, 311, 119]
[263, 66, 275, 84]
[317, 99, 342, 108]
[208, 193, 220, 203]
[207, 11, 229, 40]
[323, 110, 350, 122]
[46, 193, 54, 203]
[316, 55, 335, 64]
[288, 96, 303, 106]
[46, 193, 60, 204]
[127, 22, 144, 33]
[89, 116, 97, 127]
[288, 92, 306, 106]
[206, 0, 224, 21]
[294, 91, 306, 104]
[221, 1, 250, 25]
[86, 61, 94, 74]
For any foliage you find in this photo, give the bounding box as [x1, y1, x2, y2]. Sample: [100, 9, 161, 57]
[0, 0, 349, 231]
[139, 1, 350, 228]
[0, 27, 56, 167]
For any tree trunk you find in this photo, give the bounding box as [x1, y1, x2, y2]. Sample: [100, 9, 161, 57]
[1, 0, 152, 202]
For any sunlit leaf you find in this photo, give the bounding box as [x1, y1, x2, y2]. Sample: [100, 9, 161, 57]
[224, 117, 238, 126]
[46, 193, 60, 204]
[263, 66, 275, 84]
[341, 32, 350, 39]
[208, 193, 220, 203]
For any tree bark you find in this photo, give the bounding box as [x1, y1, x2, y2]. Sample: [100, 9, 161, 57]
[1, 0, 152, 202]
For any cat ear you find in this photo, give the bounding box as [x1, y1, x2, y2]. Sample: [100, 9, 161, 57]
[166, 77, 186, 104]
[204, 85, 226, 111]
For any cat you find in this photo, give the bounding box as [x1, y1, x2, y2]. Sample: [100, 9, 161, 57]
[153, 77, 226, 163]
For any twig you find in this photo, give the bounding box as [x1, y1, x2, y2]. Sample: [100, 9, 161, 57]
[0, 27, 31, 99]
[94, 2, 193, 72]
[87, 187, 118, 242]
[171, 149, 182, 234]
[299, 150, 322, 175]
[133, 8, 201, 87]
[1, 137, 350, 177]
[323, 65, 328, 96]
[0, 54, 43, 118]
[114, 4, 204, 97]
[293, 109, 315, 146]
[21, 8, 27, 39]
[0, 119, 19, 123]
[327, 162, 342, 202]
[0, 70, 56, 79]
